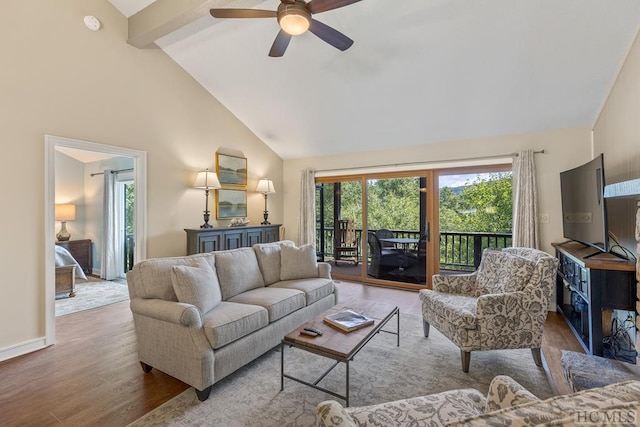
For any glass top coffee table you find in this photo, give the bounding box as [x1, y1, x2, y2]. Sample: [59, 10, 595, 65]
[281, 299, 399, 407]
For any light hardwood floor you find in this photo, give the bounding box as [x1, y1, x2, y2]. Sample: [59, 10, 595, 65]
[0, 280, 582, 426]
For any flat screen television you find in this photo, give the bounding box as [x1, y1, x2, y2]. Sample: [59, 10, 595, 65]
[560, 153, 609, 253]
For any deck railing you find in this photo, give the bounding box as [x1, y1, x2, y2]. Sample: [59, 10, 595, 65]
[316, 228, 512, 271]
[124, 233, 135, 273]
[439, 231, 512, 271]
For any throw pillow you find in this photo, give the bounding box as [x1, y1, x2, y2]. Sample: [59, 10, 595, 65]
[214, 247, 265, 300]
[253, 240, 296, 285]
[171, 258, 222, 314]
[476, 250, 535, 295]
[280, 244, 318, 281]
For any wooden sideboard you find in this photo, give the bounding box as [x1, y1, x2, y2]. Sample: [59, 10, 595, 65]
[554, 241, 636, 358]
[185, 225, 281, 255]
[56, 239, 93, 275]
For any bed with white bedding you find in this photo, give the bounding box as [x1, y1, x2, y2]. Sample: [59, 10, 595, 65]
[55, 245, 87, 280]
[55, 245, 87, 297]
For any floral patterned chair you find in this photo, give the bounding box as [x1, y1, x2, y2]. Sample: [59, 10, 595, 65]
[317, 375, 640, 427]
[419, 247, 558, 372]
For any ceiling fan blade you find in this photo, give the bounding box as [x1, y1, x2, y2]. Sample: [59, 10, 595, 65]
[307, 0, 361, 14]
[210, 9, 277, 19]
[269, 30, 292, 57]
[309, 19, 354, 51]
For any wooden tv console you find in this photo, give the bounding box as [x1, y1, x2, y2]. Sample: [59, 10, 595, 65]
[553, 241, 636, 358]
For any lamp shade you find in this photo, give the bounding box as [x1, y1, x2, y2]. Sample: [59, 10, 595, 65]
[193, 169, 221, 189]
[256, 178, 276, 194]
[55, 204, 76, 221]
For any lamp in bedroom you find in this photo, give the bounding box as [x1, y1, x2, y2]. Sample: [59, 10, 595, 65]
[55, 204, 76, 241]
[193, 169, 221, 229]
[256, 178, 275, 225]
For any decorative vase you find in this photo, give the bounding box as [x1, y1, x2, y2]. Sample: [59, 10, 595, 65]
[57, 221, 71, 241]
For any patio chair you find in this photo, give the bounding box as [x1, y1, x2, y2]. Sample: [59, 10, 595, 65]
[404, 234, 428, 281]
[375, 228, 396, 249]
[367, 232, 410, 278]
[419, 247, 558, 372]
[334, 219, 359, 266]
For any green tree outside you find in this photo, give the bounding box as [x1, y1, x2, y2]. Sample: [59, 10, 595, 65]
[439, 172, 512, 233]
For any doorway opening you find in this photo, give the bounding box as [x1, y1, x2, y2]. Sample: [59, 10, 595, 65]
[45, 135, 147, 345]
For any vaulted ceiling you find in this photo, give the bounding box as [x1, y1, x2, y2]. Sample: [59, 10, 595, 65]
[108, 0, 640, 159]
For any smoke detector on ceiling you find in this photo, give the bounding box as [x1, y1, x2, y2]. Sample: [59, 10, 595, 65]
[84, 15, 101, 31]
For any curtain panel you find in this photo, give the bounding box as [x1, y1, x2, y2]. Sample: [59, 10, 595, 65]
[101, 170, 119, 280]
[512, 150, 539, 249]
[298, 169, 316, 246]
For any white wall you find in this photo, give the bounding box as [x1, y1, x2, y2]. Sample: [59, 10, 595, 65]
[593, 29, 640, 250]
[0, 0, 282, 358]
[283, 127, 593, 256]
[54, 152, 85, 241]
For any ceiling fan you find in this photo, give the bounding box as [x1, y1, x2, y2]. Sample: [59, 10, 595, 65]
[210, 0, 362, 57]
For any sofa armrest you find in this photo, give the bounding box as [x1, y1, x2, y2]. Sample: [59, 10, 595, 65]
[485, 375, 540, 412]
[317, 400, 357, 427]
[430, 272, 478, 295]
[130, 298, 202, 328]
[318, 262, 332, 279]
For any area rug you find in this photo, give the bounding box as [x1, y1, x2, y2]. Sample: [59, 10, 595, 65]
[55, 278, 129, 317]
[128, 313, 554, 427]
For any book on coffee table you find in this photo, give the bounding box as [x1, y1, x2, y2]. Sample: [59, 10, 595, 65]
[323, 309, 374, 332]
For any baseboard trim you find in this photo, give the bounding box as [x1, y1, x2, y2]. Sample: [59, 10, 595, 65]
[0, 337, 49, 362]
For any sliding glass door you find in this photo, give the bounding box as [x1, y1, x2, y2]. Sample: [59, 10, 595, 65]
[316, 171, 435, 290]
[316, 180, 363, 281]
[364, 173, 433, 288]
[437, 166, 513, 273]
[315, 164, 512, 289]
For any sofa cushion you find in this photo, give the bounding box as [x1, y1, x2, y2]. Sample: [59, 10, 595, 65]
[133, 253, 215, 301]
[485, 375, 540, 413]
[201, 302, 268, 349]
[227, 287, 305, 322]
[338, 388, 485, 427]
[451, 380, 640, 426]
[280, 244, 318, 281]
[270, 277, 335, 305]
[214, 247, 265, 300]
[421, 290, 478, 330]
[538, 402, 640, 426]
[476, 250, 535, 295]
[253, 240, 295, 285]
[170, 259, 222, 314]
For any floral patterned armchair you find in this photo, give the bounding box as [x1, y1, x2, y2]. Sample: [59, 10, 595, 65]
[419, 247, 558, 372]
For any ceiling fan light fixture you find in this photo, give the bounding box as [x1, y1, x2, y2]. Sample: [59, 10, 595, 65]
[278, 4, 311, 36]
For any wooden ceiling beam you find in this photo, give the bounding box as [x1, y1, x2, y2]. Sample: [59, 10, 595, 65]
[127, 0, 266, 48]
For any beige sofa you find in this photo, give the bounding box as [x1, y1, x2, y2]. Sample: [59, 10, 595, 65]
[126, 241, 337, 401]
[317, 375, 640, 426]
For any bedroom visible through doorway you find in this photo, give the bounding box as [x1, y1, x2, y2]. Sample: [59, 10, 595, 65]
[45, 136, 146, 340]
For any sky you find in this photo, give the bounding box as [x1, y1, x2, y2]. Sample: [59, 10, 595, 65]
[438, 173, 489, 189]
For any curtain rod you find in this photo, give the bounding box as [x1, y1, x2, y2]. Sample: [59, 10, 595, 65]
[314, 150, 545, 173]
[90, 168, 134, 177]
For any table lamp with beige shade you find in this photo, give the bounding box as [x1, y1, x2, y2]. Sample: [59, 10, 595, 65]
[55, 204, 76, 241]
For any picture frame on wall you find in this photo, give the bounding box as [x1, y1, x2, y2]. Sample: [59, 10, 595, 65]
[216, 153, 247, 187]
[217, 189, 247, 219]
